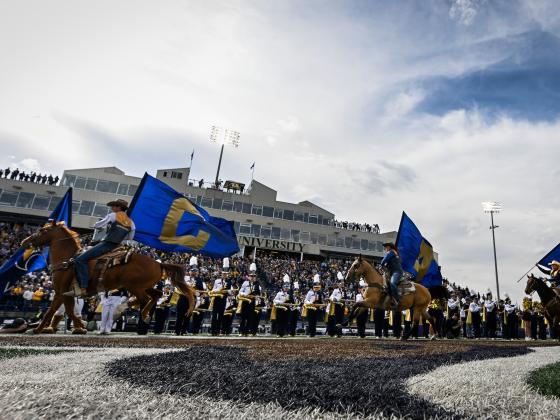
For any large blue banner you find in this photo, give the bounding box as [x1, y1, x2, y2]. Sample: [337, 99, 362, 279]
[128, 174, 239, 258]
[536, 243, 560, 272]
[0, 188, 73, 297]
[395, 212, 443, 288]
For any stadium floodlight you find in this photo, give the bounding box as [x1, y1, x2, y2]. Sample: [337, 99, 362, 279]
[482, 201, 502, 213]
[482, 201, 502, 301]
[210, 126, 240, 188]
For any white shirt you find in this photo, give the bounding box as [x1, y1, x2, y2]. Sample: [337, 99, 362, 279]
[505, 303, 517, 314]
[485, 301, 496, 312]
[239, 280, 252, 297]
[304, 290, 320, 304]
[95, 212, 136, 241]
[469, 302, 480, 313]
[448, 298, 458, 310]
[274, 291, 289, 305]
[356, 293, 364, 303]
[329, 288, 342, 302]
[23, 290, 33, 301]
[212, 278, 228, 292]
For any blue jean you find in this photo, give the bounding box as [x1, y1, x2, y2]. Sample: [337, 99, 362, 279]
[390, 272, 403, 302]
[74, 241, 118, 288]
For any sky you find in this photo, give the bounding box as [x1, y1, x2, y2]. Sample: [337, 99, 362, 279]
[1, 0, 560, 302]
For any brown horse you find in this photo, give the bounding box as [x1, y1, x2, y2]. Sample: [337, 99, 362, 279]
[343, 256, 435, 340]
[21, 221, 195, 334]
[525, 274, 560, 339]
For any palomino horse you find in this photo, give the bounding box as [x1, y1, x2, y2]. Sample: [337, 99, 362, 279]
[525, 274, 560, 339]
[343, 256, 435, 340]
[21, 221, 195, 334]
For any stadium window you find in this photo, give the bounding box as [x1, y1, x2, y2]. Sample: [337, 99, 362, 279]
[283, 209, 294, 221]
[48, 196, 61, 212]
[212, 198, 223, 210]
[171, 171, 182, 179]
[93, 203, 109, 217]
[74, 177, 86, 189]
[201, 197, 213, 208]
[233, 221, 240, 233]
[79, 200, 95, 216]
[273, 208, 283, 219]
[318, 234, 327, 245]
[242, 203, 252, 214]
[369, 241, 377, 251]
[196, 196, 203, 205]
[271, 227, 281, 239]
[310, 232, 318, 244]
[309, 214, 318, 224]
[345, 237, 353, 249]
[261, 226, 271, 238]
[16, 192, 34, 209]
[85, 178, 98, 191]
[280, 229, 291, 240]
[251, 205, 262, 216]
[251, 224, 261, 237]
[61, 174, 76, 187]
[127, 184, 138, 196]
[0, 191, 18, 206]
[117, 183, 128, 195]
[294, 212, 304, 222]
[317, 214, 323, 225]
[327, 235, 335, 247]
[262, 206, 274, 217]
[323, 218, 330, 226]
[72, 200, 81, 214]
[300, 231, 310, 243]
[222, 200, 233, 211]
[361, 239, 368, 251]
[291, 229, 300, 242]
[336, 237, 344, 248]
[376, 241, 384, 252]
[353, 239, 361, 249]
[163, 171, 168, 177]
[32, 195, 50, 211]
[96, 180, 112, 193]
[303, 213, 309, 223]
[233, 201, 243, 212]
[239, 223, 252, 235]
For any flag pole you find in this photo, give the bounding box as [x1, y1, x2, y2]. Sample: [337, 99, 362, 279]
[188, 149, 194, 193]
[251, 162, 255, 184]
[516, 265, 536, 283]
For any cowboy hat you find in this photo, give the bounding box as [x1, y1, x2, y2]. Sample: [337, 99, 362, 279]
[549, 260, 560, 267]
[382, 242, 397, 250]
[106, 199, 129, 210]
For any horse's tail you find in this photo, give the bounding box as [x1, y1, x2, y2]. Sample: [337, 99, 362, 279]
[160, 263, 195, 317]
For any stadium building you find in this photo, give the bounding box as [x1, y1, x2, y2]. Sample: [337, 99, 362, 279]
[0, 166, 397, 262]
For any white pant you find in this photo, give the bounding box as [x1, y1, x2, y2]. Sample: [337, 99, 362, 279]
[100, 296, 122, 333]
[55, 298, 84, 317]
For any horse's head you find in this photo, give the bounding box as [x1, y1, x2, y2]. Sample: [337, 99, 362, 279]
[21, 220, 65, 249]
[525, 274, 538, 295]
[346, 255, 367, 282]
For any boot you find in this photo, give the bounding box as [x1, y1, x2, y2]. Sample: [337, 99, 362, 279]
[63, 280, 87, 297]
[43, 314, 64, 334]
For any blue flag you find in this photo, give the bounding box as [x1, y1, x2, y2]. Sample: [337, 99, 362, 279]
[536, 243, 560, 272]
[128, 174, 239, 258]
[395, 212, 443, 288]
[0, 188, 73, 297]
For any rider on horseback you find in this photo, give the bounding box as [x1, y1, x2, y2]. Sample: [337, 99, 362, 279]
[380, 242, 403, 306]
[64, 199, 135, 297]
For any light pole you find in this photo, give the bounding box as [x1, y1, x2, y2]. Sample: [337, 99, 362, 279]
[210, 126, 240, 188]
[482, 201, 502, 301]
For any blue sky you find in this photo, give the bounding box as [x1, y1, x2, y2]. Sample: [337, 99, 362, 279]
[1, 0, 559, 301]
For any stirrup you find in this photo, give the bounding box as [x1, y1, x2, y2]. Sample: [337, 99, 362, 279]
[63, 281, 86, 297]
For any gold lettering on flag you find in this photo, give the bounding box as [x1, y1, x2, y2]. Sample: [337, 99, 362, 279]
[159, 198, 210, 250]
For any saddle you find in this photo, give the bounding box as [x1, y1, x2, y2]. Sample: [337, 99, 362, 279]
[92, 246, 135, 283]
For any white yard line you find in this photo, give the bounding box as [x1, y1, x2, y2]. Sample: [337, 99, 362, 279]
[0, 346, 377, 420]
[406, 347, 560, 419]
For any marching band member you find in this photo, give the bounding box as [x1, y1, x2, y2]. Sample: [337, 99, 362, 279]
[504, 297, 518, 339]
[355, 279, 368, 338]
[238, 262, 260, 336]
[209, 258, 232, 336]
[174, 256, 197, 335]
[273, 278, 291, 337]
[327, 278, 344, 337]
[99, 288, 127, 335]
[153, 283, 172, 334]
[251, 293, 265, 336]
[304, 274, 323, 337]
[221, 295, 237, 335]
[288, 281, 301, 337]
[468, 295, 481, 338]
[191, 260, 209, 335]
[484, 293, 497, 339]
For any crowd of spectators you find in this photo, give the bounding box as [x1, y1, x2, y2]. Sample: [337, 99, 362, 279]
[0, 168, 59, 185]
[331, 220, 380, 234]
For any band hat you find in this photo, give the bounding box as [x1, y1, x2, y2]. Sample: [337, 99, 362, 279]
[313, 273, 320, 284]
[189, 256, 199, 272]
[222, 257, 230, 273]
[283, 274, 290, 283]
[337, 271, 344, 281]
[358, 279, 366, 288]
[293, 281, 299, 290]
[106, 199, 129, 210]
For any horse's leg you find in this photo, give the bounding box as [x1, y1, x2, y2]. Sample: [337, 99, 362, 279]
[34, 295, 64, 334]
[64, 297, 86, 334]
[422, 307, 437, 340]
[141, 288, 162, 323]
[339, 302, 364, 327]
[402, 307, 422, 341]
